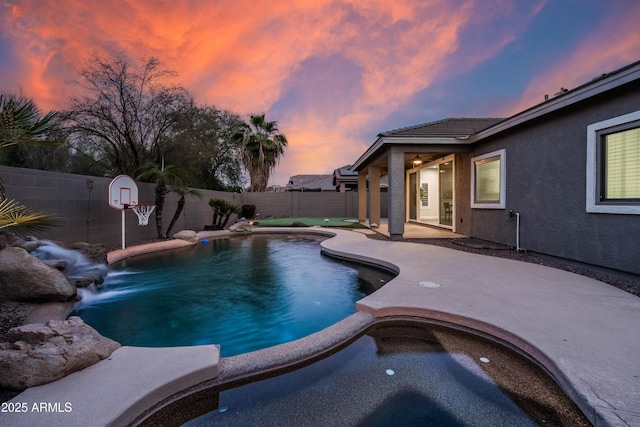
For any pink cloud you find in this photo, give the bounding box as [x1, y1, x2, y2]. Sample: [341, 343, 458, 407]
[0, 0, 581, 185]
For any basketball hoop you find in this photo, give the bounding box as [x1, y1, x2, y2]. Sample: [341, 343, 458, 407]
[130, 205, 156, 226]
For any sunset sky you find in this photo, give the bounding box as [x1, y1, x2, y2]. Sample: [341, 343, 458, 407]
[1, 0, 639, 186]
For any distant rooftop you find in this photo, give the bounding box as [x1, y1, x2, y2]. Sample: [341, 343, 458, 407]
[286, 174, 335, 191]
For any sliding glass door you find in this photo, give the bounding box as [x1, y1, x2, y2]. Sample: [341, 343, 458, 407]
[412, 156, 454, 228]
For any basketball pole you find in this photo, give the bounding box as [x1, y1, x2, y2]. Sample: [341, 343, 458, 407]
[122, 209, 126, 249]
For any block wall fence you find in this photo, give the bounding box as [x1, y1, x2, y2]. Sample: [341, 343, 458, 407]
[1, 166, 387, 248]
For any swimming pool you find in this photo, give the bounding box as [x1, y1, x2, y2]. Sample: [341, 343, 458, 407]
[72, 234, 395, 356]
[181, 320, 591, 426]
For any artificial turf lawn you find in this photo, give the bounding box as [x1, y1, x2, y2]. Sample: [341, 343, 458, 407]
[253, 217, 367, 229]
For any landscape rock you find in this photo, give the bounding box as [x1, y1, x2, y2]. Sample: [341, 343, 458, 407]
[67, 241, 108, 264]
[229, 220, 253, 232]
[0, 231, 19, 249]
[0, 247, 76, 302]
[173, 229, 198, 242]
[40, 259, 69, 270]
[0, 316, 120, 390]
[30, 241, 108, 287]
[12, 236, 41, 253]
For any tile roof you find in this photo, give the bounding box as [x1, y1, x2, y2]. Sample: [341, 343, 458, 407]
[379, 118, 505, 138]
[334, 165, 358, 178]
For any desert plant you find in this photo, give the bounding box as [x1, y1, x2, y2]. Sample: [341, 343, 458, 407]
[208, 198, 240, 229]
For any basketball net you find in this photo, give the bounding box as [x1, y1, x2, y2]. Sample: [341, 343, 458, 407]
[130, 205, 155, 226]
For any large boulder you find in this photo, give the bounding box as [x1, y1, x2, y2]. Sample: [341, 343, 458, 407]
[67, 241, 108, 264]
[30, 241, 108, 288]
[173, 229, 198, 242]
[0, 231, 19, 249]
[229, 220, 253, 232]
[0, 247, 76, 302]
[12, 236, 41, 253]
[0, 316, 120, 390]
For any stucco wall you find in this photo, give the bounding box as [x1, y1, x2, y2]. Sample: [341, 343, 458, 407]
[1, 166, 373, 248]
[463, 81, 640, 274]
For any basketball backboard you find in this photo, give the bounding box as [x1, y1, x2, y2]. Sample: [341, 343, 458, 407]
[108, 175, 139, 210]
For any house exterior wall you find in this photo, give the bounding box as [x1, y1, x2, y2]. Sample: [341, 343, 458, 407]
[1, 166, 376, 248]
[454, 152, 473, 236]
[461, 81, 640, 274]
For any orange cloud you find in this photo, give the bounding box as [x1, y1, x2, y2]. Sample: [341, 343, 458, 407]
[2, 0, 605, 186]
[3, 0, 484, 183]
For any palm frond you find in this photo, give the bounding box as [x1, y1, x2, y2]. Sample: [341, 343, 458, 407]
[0, 198, 60, 235]
[0, 94, 61, 148]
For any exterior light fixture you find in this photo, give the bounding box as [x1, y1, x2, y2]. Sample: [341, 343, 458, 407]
[412, 155, 422, 166]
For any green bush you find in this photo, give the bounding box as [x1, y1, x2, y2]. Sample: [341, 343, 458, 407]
[208, 198, 241, 229]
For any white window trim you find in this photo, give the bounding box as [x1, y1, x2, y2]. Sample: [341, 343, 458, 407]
[586, 110, 640, 214]
[471, 149, 506, 209]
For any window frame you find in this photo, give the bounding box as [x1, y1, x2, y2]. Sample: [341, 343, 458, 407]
[586, 110, 640, 214]
[471, 149, 506, 209]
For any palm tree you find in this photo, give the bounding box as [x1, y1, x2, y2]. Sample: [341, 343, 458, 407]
[0, 94, 61, 235]
[240, 114, 287, 192]
[136, 162, 186, 239]
[1, 94, 62, 200]
[208, 198, 241, 229]
[165, 185, 201, 237]
[0, 94, 60, 149]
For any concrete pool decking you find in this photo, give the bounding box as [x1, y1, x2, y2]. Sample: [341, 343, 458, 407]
[3, 227, 639, 426]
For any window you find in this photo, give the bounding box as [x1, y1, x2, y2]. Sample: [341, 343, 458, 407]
[587, 110, 640, 214]
[471, 149, 506, 209]
[420, 183, 429, 206]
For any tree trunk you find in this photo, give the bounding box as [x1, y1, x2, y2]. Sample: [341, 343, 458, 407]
[155, 182, 167, 239]
[165, 195, 185, 237]
[212, 210, 220, 228]
[221, 213, 232, 229]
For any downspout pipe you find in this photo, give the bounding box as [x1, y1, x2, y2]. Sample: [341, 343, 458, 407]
[509, 210, 525, 252]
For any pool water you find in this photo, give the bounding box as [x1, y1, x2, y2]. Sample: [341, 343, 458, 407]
[72, 235, 395, 356]
[184, 321, 591, 426]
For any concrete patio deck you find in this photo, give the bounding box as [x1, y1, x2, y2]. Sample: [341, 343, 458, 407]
[3, 227, 639, 426]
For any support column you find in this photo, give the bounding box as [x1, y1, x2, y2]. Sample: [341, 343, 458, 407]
[388, 148, 405, 240]
[358, 171, 367, 223]
[368, 166, 381, 227]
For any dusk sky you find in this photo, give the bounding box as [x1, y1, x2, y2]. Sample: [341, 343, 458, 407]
[1, 0, 639, 186]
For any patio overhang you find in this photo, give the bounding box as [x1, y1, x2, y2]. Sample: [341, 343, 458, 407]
[350, 135, 474, 173]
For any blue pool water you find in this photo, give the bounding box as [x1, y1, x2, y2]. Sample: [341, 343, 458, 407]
[72, 234, 394, 356]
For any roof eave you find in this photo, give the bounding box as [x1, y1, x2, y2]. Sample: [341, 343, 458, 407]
[350, 136, 470, 171]
[473, 61, 640, 141]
